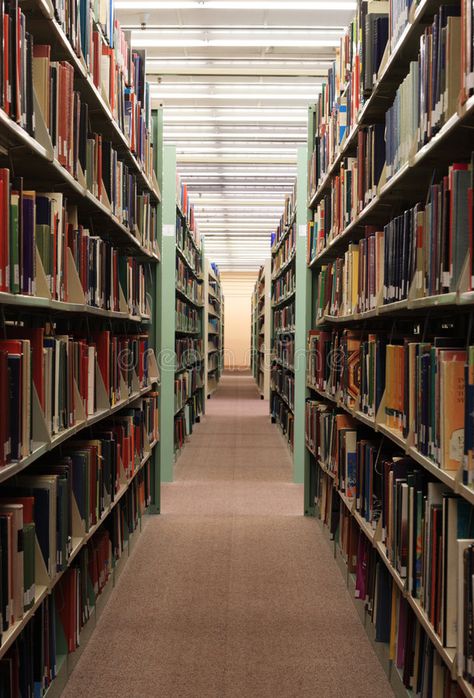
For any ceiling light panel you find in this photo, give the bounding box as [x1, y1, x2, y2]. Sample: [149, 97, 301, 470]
[117, 1, 355, 9]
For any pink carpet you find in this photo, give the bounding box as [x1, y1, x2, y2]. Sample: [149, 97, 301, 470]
[62, 372, 393, 697]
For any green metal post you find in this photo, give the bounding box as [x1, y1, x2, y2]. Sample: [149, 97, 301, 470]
[157, 143, 177, 483]
[293, 145, 311, 494]
[148, 108, 163, 513]
[303, 107, 317, 515]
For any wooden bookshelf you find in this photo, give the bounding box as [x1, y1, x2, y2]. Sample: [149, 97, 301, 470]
[303, 0, 474, 693]
[204, 260, 224, 399]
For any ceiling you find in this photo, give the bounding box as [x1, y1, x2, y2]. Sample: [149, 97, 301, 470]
[116, 0, 355, 271]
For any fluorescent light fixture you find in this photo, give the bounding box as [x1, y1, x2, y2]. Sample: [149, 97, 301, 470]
[116, 1, 356, 9]
[163, 115, 307, 122]
[132, 29, 343, 37]
[152, 82, 323, 89]
[154, 92, 319, 100]
[133, 38, 339, 47]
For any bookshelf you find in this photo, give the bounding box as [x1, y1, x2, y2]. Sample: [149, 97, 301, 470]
[162, 146, 205, 456]
[270, 188, 297, 448]
[204, 260, 224, 398]
[252, 261, 271, 400]
[251, 281, 258, 383]
[304, 0, 474, 694]
[0, 0, 162, 692]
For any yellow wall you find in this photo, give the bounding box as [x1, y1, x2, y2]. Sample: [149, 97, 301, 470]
[220, 271, 258, 369]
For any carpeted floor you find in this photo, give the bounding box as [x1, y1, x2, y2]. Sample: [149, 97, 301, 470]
[62, 372, 393, 698]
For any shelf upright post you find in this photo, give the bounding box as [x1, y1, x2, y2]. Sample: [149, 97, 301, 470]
[200, 237, 206, 412]
[293, 144, 310, 491]
[204, 255, 210, 399]
[303, 107, 316, 515]
[149, 107, 163, 512]
[263, 258, 271, 400]
[157, 142, 177, 483]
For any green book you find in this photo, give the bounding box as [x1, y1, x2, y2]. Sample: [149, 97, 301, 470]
[36, 223, 51, 292]
[23, 522, 35, 611]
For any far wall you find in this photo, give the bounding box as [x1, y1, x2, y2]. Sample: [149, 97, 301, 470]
[220, 271, 258, 370]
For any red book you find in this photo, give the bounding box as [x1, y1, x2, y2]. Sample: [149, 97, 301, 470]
[92, 330, 110, 398]
[96, 134, 102, 200]
[3, 14, 9, 115]
[6, 326, 44, 410]
[0, 497, 34, 523]
[57, 63, 66, 167]
[14, 7, 20, 124]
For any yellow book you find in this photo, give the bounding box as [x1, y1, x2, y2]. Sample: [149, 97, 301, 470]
[440, 350, 466, 470]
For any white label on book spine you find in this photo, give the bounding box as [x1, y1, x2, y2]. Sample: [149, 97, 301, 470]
[163, 224, 175, 237]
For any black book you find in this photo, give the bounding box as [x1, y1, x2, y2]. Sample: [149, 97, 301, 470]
[102, 140, 112, 201]
[50, 64, 58, 154]
[78, 99, 88, 175]
[5, 0, 18, 122]
[0, 517, 8, 631]
[7, 354, 21, 460]
[25, 31, 34, 136]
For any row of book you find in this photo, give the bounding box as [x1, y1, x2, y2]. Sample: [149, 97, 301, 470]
[344, 508, 461, 695]
[314, 229, 382, 318]
[308, 1, 389, 197]
[307, 327, 474, 477]
[174, 367, 203, 415]
[176, 216, 202, 277]
[271, 267, 295, 305]
[0, 173, 154, 309]
[177, 180, 198, 240]
[273, 336, 294, 368]
[309, 124, 385, 258]
[271, 393, 294, 449]
[208, 354, 219, 373]
[272, 223, 295, 277]
[176, 258, 204, 305]
[343, 524, 458, 696]
[309, 0, 474, 218]
[3, 0, 155, 181]
[0, 325, 156, 465]
[308, 409, 474, 668]
[174, 392, 202, 452]
[271, 185, 296, 250]
[0, 468, 149, 696]
[176, 301, 200, 334]
[208, 317, 220, 336]
[175, 338, 203, 371]
[270, 365, 294, 411]
[0, 392, 157, 642]
[385, 8, 461, 179]
[312, 161, 473, 317]
[273, 305, 295, 333]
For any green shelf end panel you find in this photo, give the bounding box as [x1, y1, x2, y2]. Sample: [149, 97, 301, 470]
[303, 107, 317, 515]
[147, 108, 164, 512]
[156, 141, 177, 484]
[293, 145, 310, 489]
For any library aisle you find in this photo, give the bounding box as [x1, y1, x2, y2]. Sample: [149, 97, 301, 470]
[63, 372, 392, 698]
